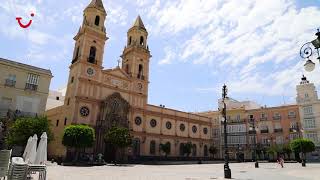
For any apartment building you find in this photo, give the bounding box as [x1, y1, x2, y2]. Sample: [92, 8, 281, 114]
[0, 58, 52, 117]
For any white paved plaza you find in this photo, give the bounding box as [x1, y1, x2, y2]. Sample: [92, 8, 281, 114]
[46, 162, 320, 180]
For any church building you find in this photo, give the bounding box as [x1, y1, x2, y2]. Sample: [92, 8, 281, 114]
[46, 0, 213, 161]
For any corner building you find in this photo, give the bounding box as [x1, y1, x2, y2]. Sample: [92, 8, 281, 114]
[46, 0, 212, 161]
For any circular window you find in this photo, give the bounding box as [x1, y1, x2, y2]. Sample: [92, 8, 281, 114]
[192, 125, 197, 133]
[203, 127, 208, 134]
[166, 121, 172, 129]
[135, 117, 142, 125]
[80, 106, 90, 117]
[150, 119, 157, 127]
[86, 67, 95, 76]
[180, 124, 185, 131]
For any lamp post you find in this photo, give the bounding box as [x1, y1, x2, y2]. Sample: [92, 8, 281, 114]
[294, 123, 306, 167]
[300, 29, 320, 72]
[221, 84, 231, 179]
[249, 117, 259, 168]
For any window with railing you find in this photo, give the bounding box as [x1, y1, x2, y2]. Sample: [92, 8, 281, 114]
[304, 117, 316, 129]
[305, 133, 318, 143]
[273, 112, 281, 120]
[260, 112, 267, 120]
[303, 106, 313, 115]
[5, 74, 16, 87]
[25, 73, 39, 91]
[288, 111, 296, 118]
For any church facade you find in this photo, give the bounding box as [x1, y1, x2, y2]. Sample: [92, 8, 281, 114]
[46, 0, 213, 161]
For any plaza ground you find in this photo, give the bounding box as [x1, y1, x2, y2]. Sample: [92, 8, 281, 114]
[45, 162, 320, 180]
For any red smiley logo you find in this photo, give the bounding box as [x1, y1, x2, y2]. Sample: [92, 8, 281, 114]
[16, 13, 34, 28]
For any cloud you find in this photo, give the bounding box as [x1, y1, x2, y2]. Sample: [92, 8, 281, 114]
[139, 0, 320, 97]
[158, 47, 176, 65]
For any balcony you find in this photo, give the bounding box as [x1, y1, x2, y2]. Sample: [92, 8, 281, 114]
[25, 83, 38, 91]
[5, 79, 16, 87]
[274, 128, 283, 133]
[260, 129, 269, 133]
[273, 116, 281, 120]
[260, 117, 268, 121]
[248, 130, 256, 134]
[289, 128, 298, 133]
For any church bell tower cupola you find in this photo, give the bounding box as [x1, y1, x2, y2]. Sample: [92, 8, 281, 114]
[71, 0, 108, 67]
[121, 16, 151, 82]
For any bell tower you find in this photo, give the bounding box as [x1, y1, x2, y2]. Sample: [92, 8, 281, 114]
[71, 0, 108, 67]
[64, 0, 108, 124]
[121, 16, 151, 105]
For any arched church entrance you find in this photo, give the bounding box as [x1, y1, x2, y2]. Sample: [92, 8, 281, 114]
[95, 92, 130, 163]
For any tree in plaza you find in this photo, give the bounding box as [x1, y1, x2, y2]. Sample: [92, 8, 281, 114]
[62, 124, 95, 161]
[183, 142, 193, 157]
[290, 138, 315, 161]
[282, 144, 292, 160]
[266, 145, 277, 161]
[6, 116, 53, 147]
[104, 127, 132, 163]
[159, 142, 171, 157]
[209, 146, 218, 159]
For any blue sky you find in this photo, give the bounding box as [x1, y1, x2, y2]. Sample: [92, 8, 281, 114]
[0, 0, 320, 112]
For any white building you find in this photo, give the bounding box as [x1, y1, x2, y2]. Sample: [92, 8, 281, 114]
[45, 87, 66, 110]
[296, 75, 320, 160]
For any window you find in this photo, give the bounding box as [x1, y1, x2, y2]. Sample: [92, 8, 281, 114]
[303, 106, 313, 115]
[88, 46, 96, 63]
[305, 93, 309, 98]
[71, 76, 74, 83]
[5, 74, 16, 87]
[67, 98, 70, 105]
[56, 120, 59, 127]
[203, 127, 208, 134]
[25, 73, 39, 91]
[305, 133, 318, 143]
[128, 36, 132, 45]
[137, 64, 143, 79]
[275, 136, 284, 144]
[150, 140, 156, 155]
[125, 64, 129, 74]
[166, 121, 172, 129]
[248, 114, 254, 120]
[26, 73, 39, 85]
[192, 144, 197, 156]
[140, 36, 144, 46]
[288, 111, 296, 118]
[304, 117, 316, 129]
[64, 118, 67, 125]
[94, 15, 100, 26]
[180, 124, 185, 131]
[204, 145, 208, 156]
[236, 114, 240, 121]
[72, 46, 80, 64]
[261, 113, 266, 118]
[179, 143, 184, 156]
[56, 96, 60, 100]
[261, 136, 268, 144]
[135, 116, 142, 125]
[150, 119, 157, 127]
[192, 125, 197, 133]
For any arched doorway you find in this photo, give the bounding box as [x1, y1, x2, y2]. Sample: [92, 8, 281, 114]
[132, 138, 140, 159]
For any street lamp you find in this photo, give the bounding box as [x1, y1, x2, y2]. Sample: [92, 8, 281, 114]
[221, 84, 231, 179]
[249, 117, 259, 168]
[300, 29, 320, 72]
